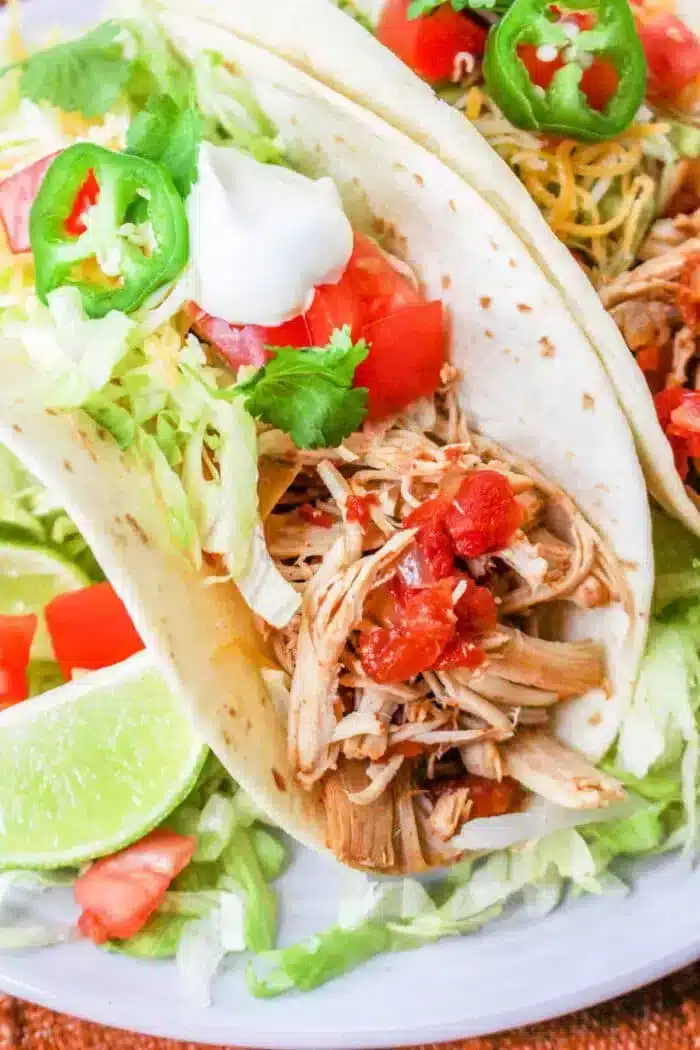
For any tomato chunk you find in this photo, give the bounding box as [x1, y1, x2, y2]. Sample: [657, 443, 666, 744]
[359, 583, 456, 683]
[433, 634, 485, 671]
[377, 0, 488, 85]
[356, 300, 445, 419]
[75, 830, 196, 943]
[306, 274, 362, 345]
[0, 152, 60, 253]
[466, 775, 525, 820]
[445, 471, 523, 558]
[346, 494, 377, 530]
[637, 14, 700, 103]
[45, 582, 144, 679]
[64, 169, 100, 237]
[454, 576, 498, 633]
[346, 233, 422, 324]
[0, 613, 37, 705]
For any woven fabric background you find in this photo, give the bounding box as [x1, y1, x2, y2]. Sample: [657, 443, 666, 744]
[3, 963, 700, 1050]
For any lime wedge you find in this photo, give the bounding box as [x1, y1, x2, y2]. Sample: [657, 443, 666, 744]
[0, 651, 206, 867]
[0, 533, 92, 661]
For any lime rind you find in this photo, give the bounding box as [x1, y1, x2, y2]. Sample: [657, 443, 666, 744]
[0, 651, 207, 868]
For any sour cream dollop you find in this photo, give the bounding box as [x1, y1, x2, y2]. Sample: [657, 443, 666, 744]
[187, 143, 353, 327]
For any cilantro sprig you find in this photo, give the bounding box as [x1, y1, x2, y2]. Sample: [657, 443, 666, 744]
[235, 329, 370, 450]
[13, 22, 132, 118]
[408, 0, 511, 17]
[126, 96, 203, 198]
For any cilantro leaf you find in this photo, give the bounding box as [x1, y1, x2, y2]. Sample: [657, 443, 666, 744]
[407, 0, 508, 17]
[236, 329, 369, 450]
[126, 96, 203, 198]
[17, 22, 132, 118]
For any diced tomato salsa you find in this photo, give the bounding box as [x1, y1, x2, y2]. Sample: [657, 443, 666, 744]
[359, 470, 521, 684]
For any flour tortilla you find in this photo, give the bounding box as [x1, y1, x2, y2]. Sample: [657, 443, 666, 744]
[0, 24, 652, 865]
[156, 0, 700, 540]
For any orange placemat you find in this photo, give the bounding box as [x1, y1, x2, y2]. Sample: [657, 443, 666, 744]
[3, 964, 700, 1050]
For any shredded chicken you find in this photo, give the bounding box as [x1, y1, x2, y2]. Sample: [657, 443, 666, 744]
[503, 730, 624, 810]
[266, 379, 625, 872]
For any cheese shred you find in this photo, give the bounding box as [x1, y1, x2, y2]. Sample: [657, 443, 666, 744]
[462, 88, 672, 283]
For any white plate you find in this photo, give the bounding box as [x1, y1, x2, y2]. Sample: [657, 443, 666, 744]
[2, 1, 700, 1045]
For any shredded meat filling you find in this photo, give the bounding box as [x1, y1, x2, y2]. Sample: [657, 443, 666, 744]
[266, 380, 627, 872]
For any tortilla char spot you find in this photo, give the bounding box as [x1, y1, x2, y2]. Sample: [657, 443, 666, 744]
[441, 274, 452, 290]
[479, 296, 492, 310]
[485, 329, 494, 339]
[489, 239, 499, 251]
[393, 161, 407, 173]
[539, 337, 556, 358]
[509, 258, 518, 268]
[335, 135, 345, 145]
[63, 459, 74, 473]
[77, 429, 99, 463]
[226, 704, 237, 718]
[449, 199, 457, 213]
[517, 303, 532, 314]
[582, 393, 595, 410]
[124, 513, 150, 546]
[588, 712, 603, 727]
[272, 769, 287, 792]
[413, 172, 424, 187]
[11, 424, 22, 434]
[44, 409, 58, 417]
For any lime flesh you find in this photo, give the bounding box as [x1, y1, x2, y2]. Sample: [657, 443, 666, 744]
[0, 651, 206, 867]
[0, 535, 92, 661]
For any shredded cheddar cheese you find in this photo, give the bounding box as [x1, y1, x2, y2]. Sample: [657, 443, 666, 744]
[461, 87, 673, 282]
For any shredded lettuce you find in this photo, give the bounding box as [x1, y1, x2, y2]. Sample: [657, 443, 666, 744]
[8, 288, 135, 409]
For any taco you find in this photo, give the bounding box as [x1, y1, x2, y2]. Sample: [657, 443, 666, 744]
[0, 6, 652, 877]
[163, 0, 700, 537]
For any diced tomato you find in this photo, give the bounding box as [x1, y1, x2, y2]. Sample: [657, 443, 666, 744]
[0, 152, 60, 253]
[445, 471, 523, 558]
[467, 775, 525, 820]
[377, 0, 488, 85]
[346, 494, 377, 530]
[654, 387, 700, 479]
[678, 254, 700, 332]
[359, 583, 456, 684]
[637, 14, 700, 103]
[298, 503, 335, 528]
[432, 633, 485, 671]
[0, 613, 37, 705]
[263, 314, 312, 348]
[356, 300, 446, 419]
[517, 45, 618, 111]
[305, 273, 362, 345]
[45, 582, 144, 679]
[403, 492, 452, 530]
[75, 830, 196, 943]
[345, 234, 422, 324]
[64, 169, 100, 237]
[654, 385, 686, 424]
[453, 576, 498, 634]
[397, 523, 454, 589]
[669, 393, 700, 437]
[636, 345, 660, 373]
